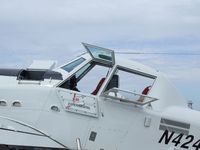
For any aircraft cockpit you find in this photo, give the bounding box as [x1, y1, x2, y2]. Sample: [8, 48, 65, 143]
[58, 43, 158, 107]
[59, 43, 114, 92]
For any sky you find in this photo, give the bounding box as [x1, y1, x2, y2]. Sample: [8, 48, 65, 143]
[0, 0, 200, 109]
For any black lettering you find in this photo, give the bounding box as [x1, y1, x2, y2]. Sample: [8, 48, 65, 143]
[159, 130, 174, 144]
[172, 134, 183, 146]
[181, 135, 194, 149]
[192, 139, 200, 150]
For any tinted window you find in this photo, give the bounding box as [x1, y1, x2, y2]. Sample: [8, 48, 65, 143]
[83, 43, 115, 66]
[61, 58, 85, 72]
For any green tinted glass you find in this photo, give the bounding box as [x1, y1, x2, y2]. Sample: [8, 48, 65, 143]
[83, 43, 115, 66]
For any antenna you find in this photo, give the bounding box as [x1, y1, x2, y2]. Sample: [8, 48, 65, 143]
[115, 52, 200, 55]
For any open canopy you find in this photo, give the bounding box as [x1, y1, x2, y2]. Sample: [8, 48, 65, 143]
[82, 43, 115, 66]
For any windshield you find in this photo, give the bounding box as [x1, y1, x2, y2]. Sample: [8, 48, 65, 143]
[61, 58, 85, 72]
[60, 61, 111, 95]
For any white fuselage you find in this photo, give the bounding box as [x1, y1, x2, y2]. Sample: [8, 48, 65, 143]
[0, 49, 199, 150]
[0, 83, 199, 150]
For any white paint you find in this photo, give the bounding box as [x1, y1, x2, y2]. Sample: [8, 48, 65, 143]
[0, 47, 199, 150]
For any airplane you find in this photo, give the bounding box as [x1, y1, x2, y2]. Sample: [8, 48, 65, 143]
[0, 43, 199, 150]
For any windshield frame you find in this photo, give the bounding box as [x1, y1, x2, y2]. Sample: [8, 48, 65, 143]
[57, 59, 116, 96]
[100, 65, 157, 96]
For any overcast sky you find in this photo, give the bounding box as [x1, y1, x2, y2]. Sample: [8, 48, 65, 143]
[0, 0, 200, 109]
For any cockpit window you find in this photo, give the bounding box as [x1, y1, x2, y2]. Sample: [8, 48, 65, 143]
[60, 62, 111, 95]
[76, 64, 110, 94]
[103, 67, 156, 102]
[112, 68, 155, 94]
[61, 58, 85, 72]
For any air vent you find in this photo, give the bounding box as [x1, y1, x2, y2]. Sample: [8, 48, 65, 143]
[89, 131, 97, 142]
[12, 101, 22, 107]
[0, 100, 7, 106]
[51, 105, 60, 112]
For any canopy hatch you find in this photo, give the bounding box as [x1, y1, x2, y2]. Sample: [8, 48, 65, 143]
[82, 43, 115, 66]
